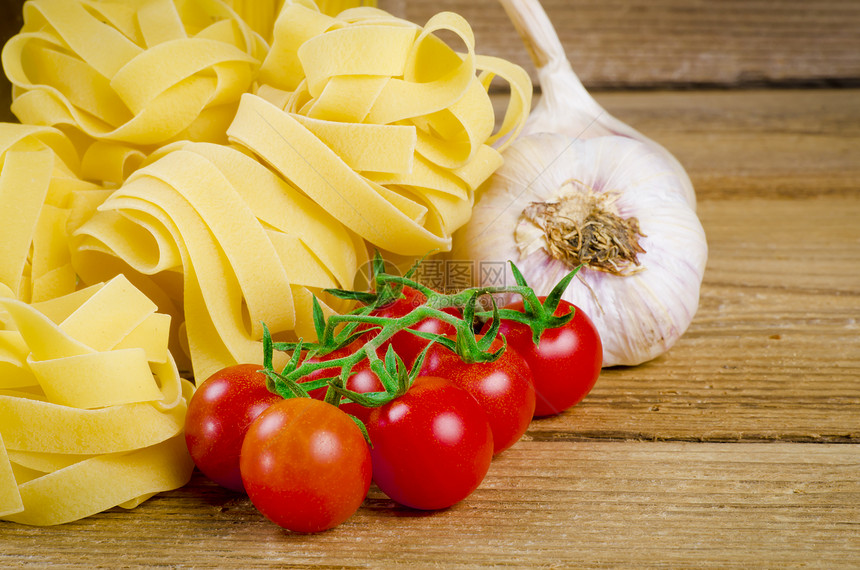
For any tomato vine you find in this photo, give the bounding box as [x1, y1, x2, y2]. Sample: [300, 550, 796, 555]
[259, 253, 583, 417]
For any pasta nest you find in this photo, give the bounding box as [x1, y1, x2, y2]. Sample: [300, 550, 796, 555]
[1, 0, 532, 380]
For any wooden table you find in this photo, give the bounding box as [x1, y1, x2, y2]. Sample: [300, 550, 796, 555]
[1, 87, 857, 568]
[1, 0, 859, 566]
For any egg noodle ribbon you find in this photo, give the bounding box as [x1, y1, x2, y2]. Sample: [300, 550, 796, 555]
[0, 124, 104, 304]
[237, 4, 531, 256]
[0, 275, 194, 526]
[73, 141, 366, 380]
[1, 0, 267, 179]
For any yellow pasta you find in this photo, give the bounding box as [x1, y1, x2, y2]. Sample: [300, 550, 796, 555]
[52, 1, 530, 379]
[73, 141, 366, 379]
[0, 392, 187, 455]
[2, 0, 267, 183]
[0, 331, 33, 391]
[316, 0, 378, 18]
[0, 434, 25, 518]
[0, 276, 194, 525]
[225, 0, 377, 42]
[0, 1, 531, 380]
[0, 0, 533, 527]
[3, 436, 193, 526]
[232, 5, 531, 260]
[228, 94, 451, 255]
[0, 124, 104, 304]
[257, 3, 344, 91]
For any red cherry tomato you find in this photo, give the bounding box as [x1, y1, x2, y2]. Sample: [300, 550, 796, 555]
[240, 398, 372, 533]
[365, 376, 494, 510]
[419, 336, 535, 454]
[492, 298, 602, 417]
[184, 364, 282, 492]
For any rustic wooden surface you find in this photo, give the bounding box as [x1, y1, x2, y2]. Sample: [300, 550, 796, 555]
[1, 87, 857, 568]
[382, 0, 860, 89]
[1, 0, 859, 567]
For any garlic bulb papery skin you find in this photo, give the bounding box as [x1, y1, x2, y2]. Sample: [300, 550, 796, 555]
[497, 0, 697, 211]
[451, 133, 708, 367]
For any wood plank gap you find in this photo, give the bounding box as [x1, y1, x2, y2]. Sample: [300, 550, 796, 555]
[523, 431, 859, 445]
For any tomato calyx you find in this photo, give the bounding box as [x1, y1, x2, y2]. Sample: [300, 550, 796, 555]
[324, 343, 420, 409]
[477, 263, 583, 345]
[405, 290, 508, 365]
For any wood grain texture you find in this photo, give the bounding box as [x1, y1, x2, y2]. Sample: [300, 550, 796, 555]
[0, 0, 858, 561]
[1, 443, 857, 568]
[595, 89, 860, 199]
[523, 90, 860, 445]
[382, 0, 860, 89]
[529, 196, 860, 444]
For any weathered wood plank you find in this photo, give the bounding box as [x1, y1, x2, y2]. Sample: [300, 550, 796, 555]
[383, 0, 860, 89]
[0, 4, 856, 560]
[595, 89, 860, 199]
[529, 196, 860, 443]
[487, 90, 860, 443]
[1, 442, 856, 568]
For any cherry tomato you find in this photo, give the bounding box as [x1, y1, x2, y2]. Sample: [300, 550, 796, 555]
[366, 286, 460, 368]
[184, 364, 282, 492]
[492, 298, 602, 417]
[240, 398, 372, 533]
[419, 336, 535, 455]
[365, 376, 493, 510]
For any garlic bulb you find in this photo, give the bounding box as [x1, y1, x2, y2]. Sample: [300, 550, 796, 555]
[451, 133, 707, 367]
[497, 0, 697, 210]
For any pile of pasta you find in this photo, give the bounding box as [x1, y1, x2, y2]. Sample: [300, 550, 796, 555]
[0, 273, 195, 525]
[73, 139, 365, 379]
[0, 0, 531, 524]
[3, 0, 267, 181]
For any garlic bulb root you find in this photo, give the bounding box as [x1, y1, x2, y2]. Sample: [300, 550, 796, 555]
[516, 180, 646, 276]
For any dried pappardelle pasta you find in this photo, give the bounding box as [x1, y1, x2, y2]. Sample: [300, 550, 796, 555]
[0, 123, 106, 304]
[239, 4, 532, 255]
[1, 0, 267, 184]
[0, 274, 195, 526]
[0, 0, 531, 526]
[71, 3, 530, 378]
[224, 0, 378, 41]
[73, 141, 367, 379]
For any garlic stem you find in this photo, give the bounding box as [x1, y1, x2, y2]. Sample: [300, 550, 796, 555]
[497, 0, 562, 70]
[497, 0, 604, 123]
[497, 0, 697, 210]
